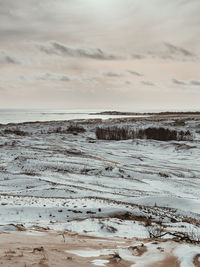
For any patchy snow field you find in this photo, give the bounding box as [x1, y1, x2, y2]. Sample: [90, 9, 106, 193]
[0, 114, 200, 266]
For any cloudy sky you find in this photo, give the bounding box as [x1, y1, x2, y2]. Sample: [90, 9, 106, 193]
[0, 0, 200, 111]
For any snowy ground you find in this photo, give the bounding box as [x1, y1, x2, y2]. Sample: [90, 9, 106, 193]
[0, 114, 200, 266]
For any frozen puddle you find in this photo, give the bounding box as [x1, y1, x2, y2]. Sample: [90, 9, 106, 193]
[91, 259, 109, 266]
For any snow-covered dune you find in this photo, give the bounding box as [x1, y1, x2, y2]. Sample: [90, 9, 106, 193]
[0, 115, 200, 239]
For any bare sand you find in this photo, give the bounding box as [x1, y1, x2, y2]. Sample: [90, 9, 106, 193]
[0, 230, 185, 267]
[0, 231, 131, 267]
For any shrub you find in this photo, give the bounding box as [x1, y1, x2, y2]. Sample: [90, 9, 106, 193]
[140, 127, 191, 141]
[67, 124, 86, 134]
[95, 126, 134, 140]
[3, 128, 29, 136]
[141, 127, 177, 141]
[95, 126, 191, 141]
[46, 124, 86, 134]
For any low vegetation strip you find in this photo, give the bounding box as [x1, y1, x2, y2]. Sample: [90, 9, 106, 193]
[3, 128, 29, 136]
[95, 126, 191, 141]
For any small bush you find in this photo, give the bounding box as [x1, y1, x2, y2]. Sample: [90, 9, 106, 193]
[101, 224, 118, 233]
[146, 225, 164, 238]
[67, 124, 86, 134]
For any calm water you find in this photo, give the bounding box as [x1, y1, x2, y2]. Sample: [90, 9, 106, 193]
[0, 109, 145, 124]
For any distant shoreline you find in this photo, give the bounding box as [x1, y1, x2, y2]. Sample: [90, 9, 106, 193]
[0, 109, 200, 125]
[91, 110, 200, 116]
[1, 112, 200, 127]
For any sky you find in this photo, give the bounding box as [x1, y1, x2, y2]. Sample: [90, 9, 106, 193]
[0, 0, 200, 111]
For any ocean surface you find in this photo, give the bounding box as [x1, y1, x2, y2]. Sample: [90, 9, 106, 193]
[0, 109, 144, 124]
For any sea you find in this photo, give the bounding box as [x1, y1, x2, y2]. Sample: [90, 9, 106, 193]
[0, 109, 145, 124]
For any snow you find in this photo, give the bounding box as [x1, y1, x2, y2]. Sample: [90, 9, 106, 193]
[56, 218, 148, 238]
[174, 244, 200, 267]
[66, 240, 176, 266]
[91, 259, 109, 266]
[66, 249, 106, 257]
[67, 240, 200, 267]
[0, 116, 200, 241]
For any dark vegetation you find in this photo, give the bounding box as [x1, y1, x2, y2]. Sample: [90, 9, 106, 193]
[3, 128, 29, 136]
[66, 124, 86, 134]
[96, 126, 134, 140]
[46, 124, 86, 134]
[147, 225, 200, 244]
[96, 126, 191, 141]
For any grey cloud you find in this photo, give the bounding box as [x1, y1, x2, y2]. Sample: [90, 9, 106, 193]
[172, 78, 200, 86]
[141, 81, 155, 86]
[38, 41, 123, 60]
[130, 42, 197, 61]
[164, 42, 194, 57]
[125, 81, 131, 85]
[131, 54, 145, 60]
[35, 72, 71, 82]
[0, 50, 21, 64]
[172, 78, 187, 85]
[190, 80, 200, 86]
[0, 75, 25, 82]
[0, 0, 200, 57]
[128, 70, 144, 77]
[0, 85, 18, 91]
[147, 42, 198, 61]
[103, 71, 124, 77]
[128, 42, 198, 61]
